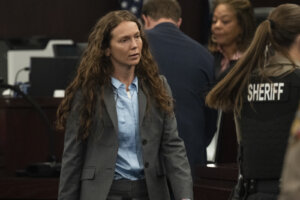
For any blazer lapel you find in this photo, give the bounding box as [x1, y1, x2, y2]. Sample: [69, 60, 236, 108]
[102, 82, 147, 130]
[138, 85, 147, 127]
[103, 85, 118, 131]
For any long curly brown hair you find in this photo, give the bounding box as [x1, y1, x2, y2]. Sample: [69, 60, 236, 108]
[56, 10, 173, 140]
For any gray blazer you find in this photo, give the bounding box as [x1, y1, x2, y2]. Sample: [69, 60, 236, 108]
[58, 76, 193, 200]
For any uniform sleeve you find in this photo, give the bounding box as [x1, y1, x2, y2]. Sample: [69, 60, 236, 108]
[160, 75, 194, 200]
[58, 92, 85, 200]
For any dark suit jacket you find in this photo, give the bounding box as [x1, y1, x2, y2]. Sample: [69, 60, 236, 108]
[58, 76, 193, 200]
[145, 23, 217, 174]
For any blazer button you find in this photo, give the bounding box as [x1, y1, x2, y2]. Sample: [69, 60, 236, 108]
[142, 139, 147, 145]
[144, 162, 149, 168]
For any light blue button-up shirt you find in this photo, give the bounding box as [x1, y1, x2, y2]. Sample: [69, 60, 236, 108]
[111, 76, 144, 180]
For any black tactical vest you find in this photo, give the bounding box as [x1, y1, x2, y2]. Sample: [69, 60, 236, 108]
[239, 69, 300, 179]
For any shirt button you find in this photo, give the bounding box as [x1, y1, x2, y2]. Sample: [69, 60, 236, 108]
[142, 139, 147, 145]
[144, 162, 149, 168]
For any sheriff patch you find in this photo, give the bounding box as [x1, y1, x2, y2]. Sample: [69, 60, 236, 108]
[247, 82, 287, 102]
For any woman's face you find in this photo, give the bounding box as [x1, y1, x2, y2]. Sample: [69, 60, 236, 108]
[211, 3, 242, 48]
[106, 21, 143, 70]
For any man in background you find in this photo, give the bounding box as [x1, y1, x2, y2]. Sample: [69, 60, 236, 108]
[142, 0, 217, 176]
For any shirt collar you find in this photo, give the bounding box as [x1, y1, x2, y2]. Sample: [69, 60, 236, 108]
[217, 46, 243, 73]
[267, 52, 300, 67]
[217, 45, 243, 61]
[154, 22, 178, 29]
[111, 76, 138, 91]
[258, 52, 300, 77]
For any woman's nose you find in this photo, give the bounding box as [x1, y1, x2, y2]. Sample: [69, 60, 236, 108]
[131, 38, 138, 48]
[214, 20, 222, 28]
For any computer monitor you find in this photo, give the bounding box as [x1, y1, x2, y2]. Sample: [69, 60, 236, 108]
[53, 44, 79, 57]
[28, 57, 79, 97]
[7, 39, 74, 85]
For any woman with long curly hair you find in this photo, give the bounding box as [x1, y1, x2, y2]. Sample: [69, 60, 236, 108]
[206, 4, 300, 200]
[56, 10, 192, 200]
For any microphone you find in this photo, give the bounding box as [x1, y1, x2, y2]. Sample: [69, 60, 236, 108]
[14, 66, 30, 85]
[0, 81, 60, 177]
[13, 67, 31, 97]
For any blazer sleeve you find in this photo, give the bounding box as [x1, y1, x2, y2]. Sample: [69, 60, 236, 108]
[58, 91, 85, 200]
[160, 75, 194, 200]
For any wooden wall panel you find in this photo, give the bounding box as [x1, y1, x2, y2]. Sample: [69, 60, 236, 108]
[178, 0, 210, 44]
[0, 0, 119, 42]
[0, 97, 64, 177]
[0, 0, 211, 44]
[0, 0, 298, 43]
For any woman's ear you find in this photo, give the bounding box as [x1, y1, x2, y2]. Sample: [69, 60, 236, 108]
[290, 34, 300, 63]
[105, 48, 111, 57]
[296, 35, 300, 52]
[296, 35, 300, 62]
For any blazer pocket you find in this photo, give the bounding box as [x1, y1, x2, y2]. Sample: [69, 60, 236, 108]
[81, 167, 96, 180]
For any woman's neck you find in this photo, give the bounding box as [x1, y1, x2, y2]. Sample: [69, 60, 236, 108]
[220, 43, 238, 59]
[112, 66, 135, 91]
